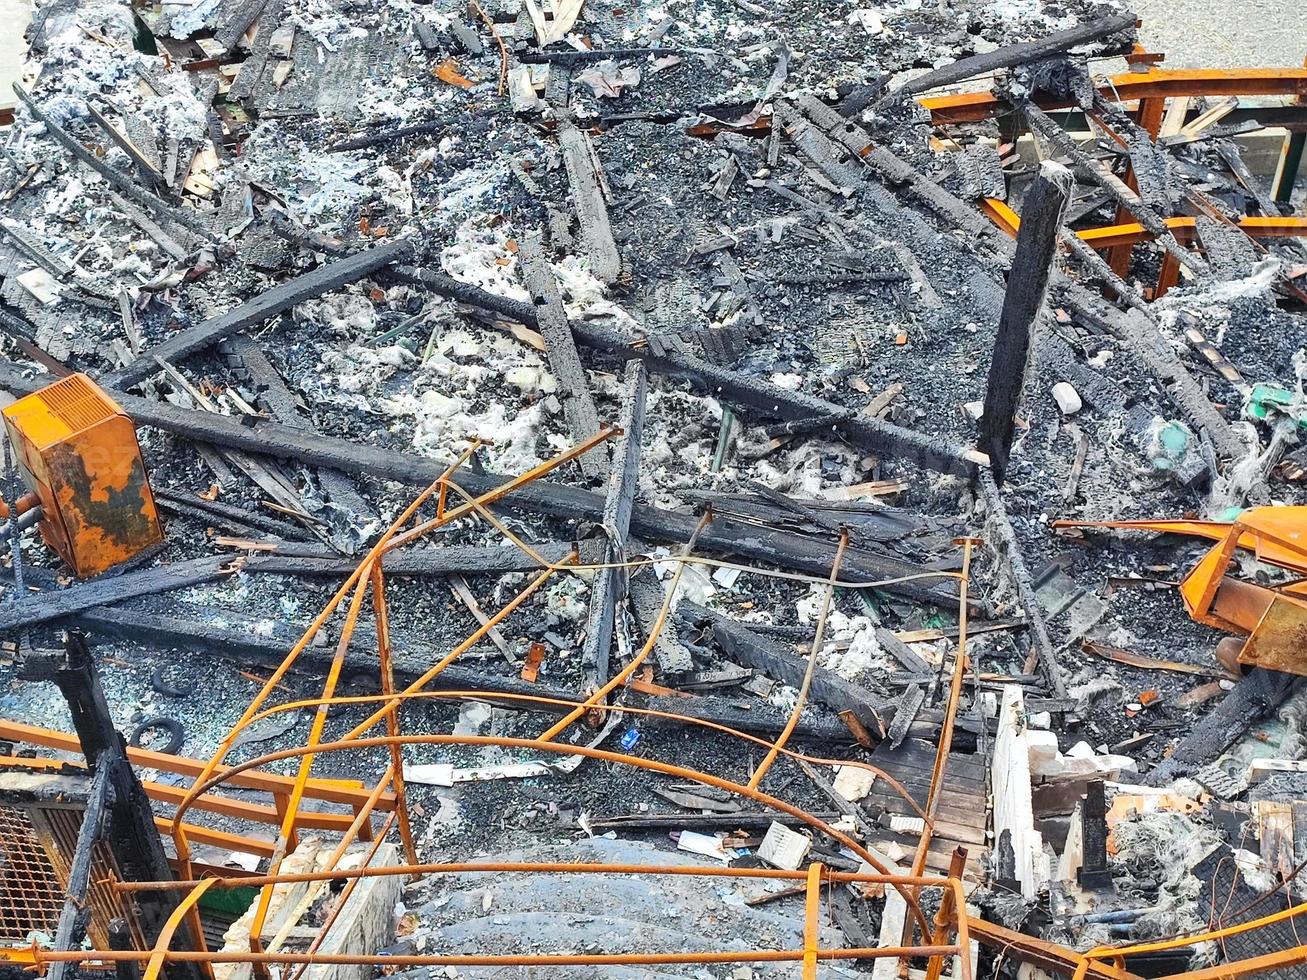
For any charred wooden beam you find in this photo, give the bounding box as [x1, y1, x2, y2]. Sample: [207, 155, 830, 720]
[0, 364, 966, 610]
[793, 94, 1248, 467]
[153, 487, 315, 541]
[106, 237, 414, 387]
[0, 555, 234, 633]
[46, 764, 111, 980]
[678, 601, 892, 736]
[1024, 104, 1209, 278]
[86, 103, 162, 189]
[389, 260, 981, 477]
[219, 336, 376, 523]
[980, 161, 1073, 485]
[1077, 780, 1113, 890]
[519, 232, 608, 480]
[328, 119, 444, 153]
[61, 604, 847, 741]
[581, 361, 645, 688]
[977, 471, 1065, 697]
[878, 13, 1135, 102]
[1143, 669, 1303, 786]
[19, 634, 203, 978]
[241, 542, 580, 577]
[557, 117, 621, 283]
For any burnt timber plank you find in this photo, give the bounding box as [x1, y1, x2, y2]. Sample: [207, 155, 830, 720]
[0, 555, 234, 632]
[1144, 670, 1304, 786]
[59, 602, 848, 741]
[241, 542, 579, 576]
[0, 362, 966, 612]
[251, 262, 985, 479]
[879, 13, 1135, 102]
[678, 601, 892, 735]
[581, 361, 645, 687]
[106, 236, 414, 387]
[557, 117, 621, 283]
[519, 232, 608, 480]
[220, 335, 376, 521]
[1024, 103, 1209, 278]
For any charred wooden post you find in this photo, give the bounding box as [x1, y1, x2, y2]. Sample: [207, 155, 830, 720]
[1077, 780, 1113, 890]
[979, 161, 1072, 485]
[109, 919, 143, 980]
[581, 361, 646, 690]
[21, 633, 204, 980]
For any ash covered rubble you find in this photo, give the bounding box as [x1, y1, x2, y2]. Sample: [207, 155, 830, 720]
[0, 0, 1305, 978]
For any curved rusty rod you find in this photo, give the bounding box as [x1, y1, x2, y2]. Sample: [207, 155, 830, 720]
[167, 450, 463, 877]
[173, 733, 936, 938]
[748, 528, 849, 789]
[537, 509, 714, 742]
[196, 688, 931, 823]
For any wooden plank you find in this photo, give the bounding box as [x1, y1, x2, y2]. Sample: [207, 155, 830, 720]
[557, 117, 620, 283]
[0, 362, 965, 610]
[884, 13, 1135, 101]
[518, 232, 607, 480]
[0, 555, 236, 631]
[106, 236, 413, 387]
[581, 361, 645, 686]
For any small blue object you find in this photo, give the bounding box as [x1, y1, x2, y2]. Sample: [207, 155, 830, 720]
[619, 728, 641, 751]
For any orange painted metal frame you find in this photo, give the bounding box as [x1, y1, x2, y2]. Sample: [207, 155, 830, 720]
[981, 204, 1307, 248]
[921, 67, 1307, 124]
[1055, 507, 1307, 675]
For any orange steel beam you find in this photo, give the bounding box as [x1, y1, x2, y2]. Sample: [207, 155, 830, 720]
[152, 819, 277, 858]
[0, 723, 389, 810]
[114, 863, 958, 892]
[910, 538, 976, 882]
[925, 849, 969, 980]
[370, 563, 416, 864]
[801, 862, 823, 980]
[34, 945, 965, 970]
[248, 571, 372, 956]
[1159, 947, 1307, 980]
[142, 879, 218, 980]
[983, 210, 1307, 248]
[922, 68, 1307, 124]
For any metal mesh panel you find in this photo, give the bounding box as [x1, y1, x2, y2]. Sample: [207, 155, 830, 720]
[0, 805, 65, 943]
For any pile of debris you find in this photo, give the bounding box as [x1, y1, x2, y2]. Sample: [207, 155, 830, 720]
[0, 0, 1305, 978]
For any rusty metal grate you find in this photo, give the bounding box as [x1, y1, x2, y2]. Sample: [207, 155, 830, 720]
[0, 805, 65, 944]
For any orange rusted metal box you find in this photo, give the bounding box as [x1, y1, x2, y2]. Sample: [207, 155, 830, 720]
[1, 374, 162, 578]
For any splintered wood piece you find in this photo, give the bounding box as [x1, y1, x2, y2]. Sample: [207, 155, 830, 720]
[518, 232, 608, 480]
[557, 117, 621, 283]
[434, 59, 475, 89]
